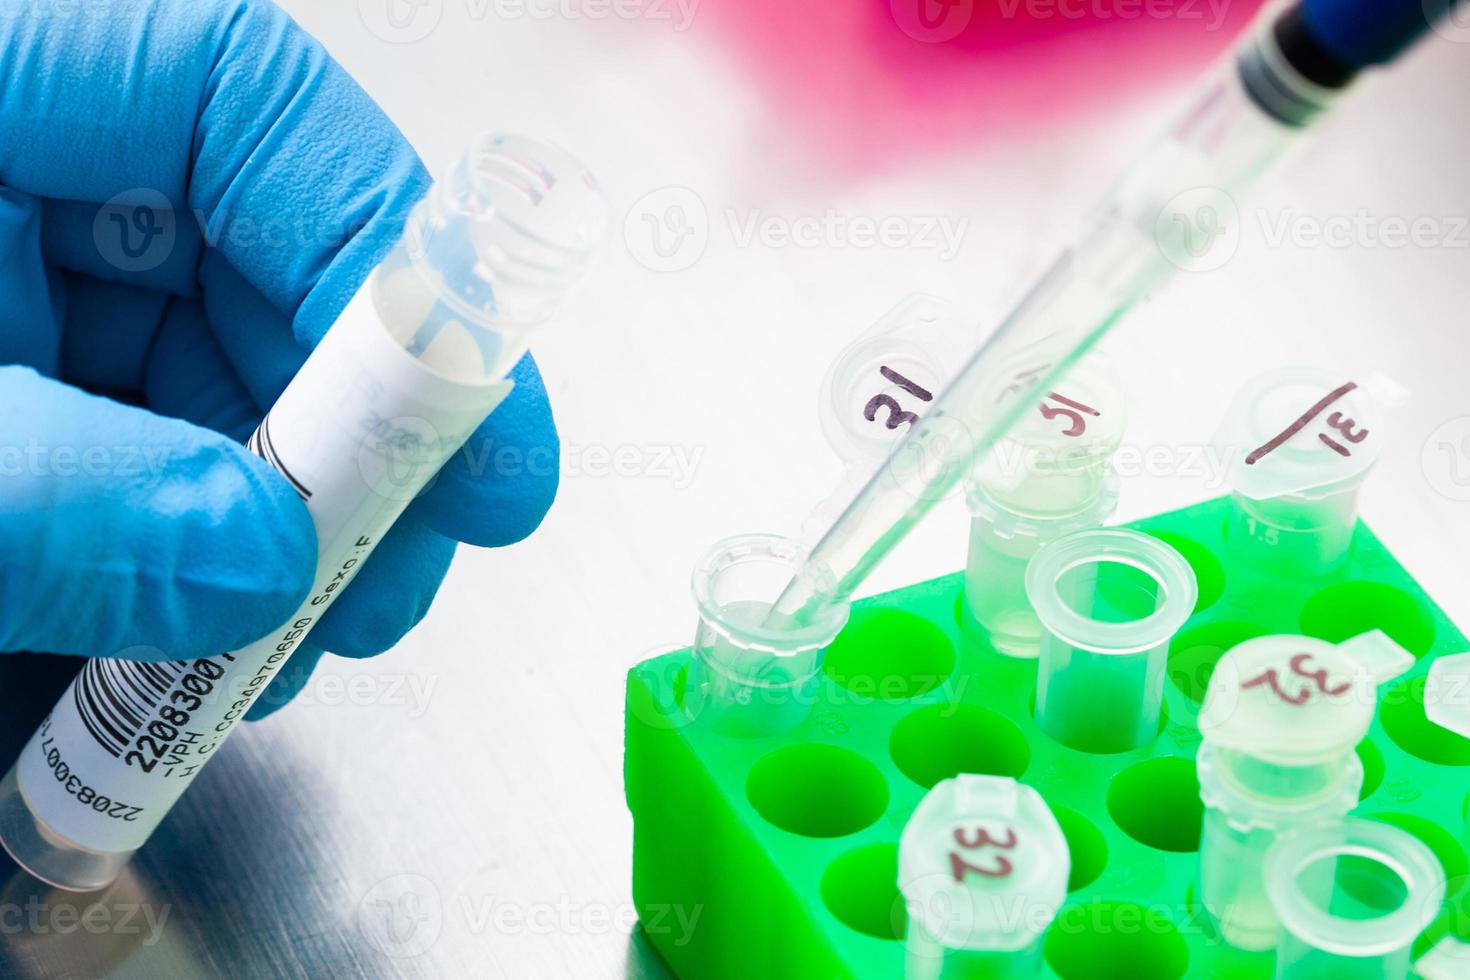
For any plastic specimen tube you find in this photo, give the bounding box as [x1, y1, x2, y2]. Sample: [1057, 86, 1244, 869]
[962, 353, 1124, 658]
[1194, 631, 1414, 950]
[898, 775, 1069, 980]
[687, 535, 850, 737]
[1216, 367, 1386, 577]
[1024, 529, 1196, 753]
[0, 135, 610, 891]
[1264, 818, 1445, 980]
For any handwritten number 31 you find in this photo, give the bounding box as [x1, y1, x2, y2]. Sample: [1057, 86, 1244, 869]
[864, 367, 934, 431]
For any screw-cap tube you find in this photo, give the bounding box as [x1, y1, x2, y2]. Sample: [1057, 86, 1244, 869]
[0, 133, 608, 891]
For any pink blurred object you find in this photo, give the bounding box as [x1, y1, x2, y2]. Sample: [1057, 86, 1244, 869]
[701, 0, 1266, 172]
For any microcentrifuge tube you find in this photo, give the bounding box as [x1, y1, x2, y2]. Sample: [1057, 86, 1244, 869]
[685, 534, 849, 737]
[899, 775, 1069, 980]
[1264, 818, 1445, 980]
[1216, 367, 1388, 578]
[1195, 631, 1414, 950]
[1025, 529, 1196, 753]
[962, 353, 1124, 658]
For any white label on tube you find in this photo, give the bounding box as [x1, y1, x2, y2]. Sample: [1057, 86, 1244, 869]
[15, 287, 511, 854]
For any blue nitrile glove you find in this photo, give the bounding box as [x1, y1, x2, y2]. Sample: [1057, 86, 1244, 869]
[0, 0, 559, 718]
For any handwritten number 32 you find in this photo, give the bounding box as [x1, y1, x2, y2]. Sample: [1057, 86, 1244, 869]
[949, 826, 1017, 882]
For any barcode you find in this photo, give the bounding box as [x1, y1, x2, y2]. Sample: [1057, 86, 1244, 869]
[247, 414, 312, 500]
[74, 659, 186, 758]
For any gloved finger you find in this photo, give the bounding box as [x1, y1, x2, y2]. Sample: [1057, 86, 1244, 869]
[407, 351, 561, 547]
[243, 642, 326, 722]
[0, 187, 64, 376]
[56, 266, 264, 443]
[199, 254, 560, 546]
[309, 516, 457, 660]
[38, 188, 205, 301]
[195, 249, 323, 414]
[139, 292, 264, 444]
[0, 367, 316, 660]
[55, 271, 170, 395]
[2, 0, 429, 341]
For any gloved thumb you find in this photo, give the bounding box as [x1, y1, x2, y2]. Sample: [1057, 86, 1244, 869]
[0, 367, 316, 661]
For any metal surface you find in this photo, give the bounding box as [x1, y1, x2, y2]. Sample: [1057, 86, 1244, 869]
[1, 4, 1467, 978]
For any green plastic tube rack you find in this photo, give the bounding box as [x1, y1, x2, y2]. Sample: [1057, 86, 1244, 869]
[623, 497, 1470, 979]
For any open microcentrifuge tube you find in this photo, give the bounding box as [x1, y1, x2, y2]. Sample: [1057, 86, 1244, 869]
[1216, 367, 1389, 578]
[1025, 528, 1196, 753]
[898, 775, 1069, 980]
[1264, 818, 1445, 980]
[1195, 631, 1414, 951]
[962, 353, 1125, 658]
[686, 534, 850, 737]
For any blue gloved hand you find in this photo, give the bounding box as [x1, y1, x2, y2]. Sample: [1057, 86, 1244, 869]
[0, 0, 560, 717]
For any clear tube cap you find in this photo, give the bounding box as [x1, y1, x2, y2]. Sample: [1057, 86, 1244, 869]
[410, 133, 609, 323]
[374, 133, 610, 384]
[1199, 631, 1414, 765]
[973, 351, 1126, 518]
[1418, 936, 1470, 980]
[1214, 366, 1388, 501]
[1425, 652, 1470, 738]
[818, 293, 973, 472]
[898, 775, 1069, 953]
